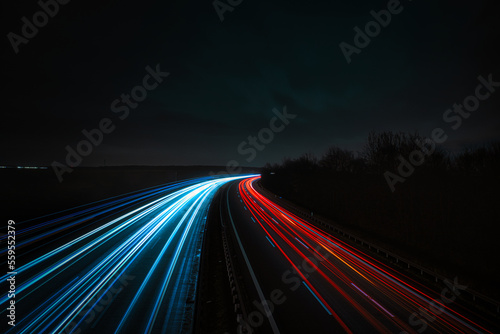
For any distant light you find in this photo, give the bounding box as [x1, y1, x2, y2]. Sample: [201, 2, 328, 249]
[10, 166, 47, 170]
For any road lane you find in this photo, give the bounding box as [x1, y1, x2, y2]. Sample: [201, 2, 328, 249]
[224, 176, 496, 333]
[1, 175, 254, 334]
[223, 181, 351, 333]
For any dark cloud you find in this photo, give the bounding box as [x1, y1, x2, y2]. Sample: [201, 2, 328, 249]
[2, 0, 499, 167]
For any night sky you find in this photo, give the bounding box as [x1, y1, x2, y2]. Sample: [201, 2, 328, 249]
[3, 0, 500, 167]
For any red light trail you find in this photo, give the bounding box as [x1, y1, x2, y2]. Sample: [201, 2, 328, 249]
[238, 176, 493, 333]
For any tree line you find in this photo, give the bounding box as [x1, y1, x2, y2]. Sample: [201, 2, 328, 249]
[261, 131, 500, 299]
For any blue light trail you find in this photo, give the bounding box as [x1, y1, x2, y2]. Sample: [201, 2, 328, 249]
[1, 175, 255, 334]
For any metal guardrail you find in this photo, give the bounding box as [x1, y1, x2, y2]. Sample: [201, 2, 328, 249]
[220, 202, 249, 332]
[256, 181, 500, 314]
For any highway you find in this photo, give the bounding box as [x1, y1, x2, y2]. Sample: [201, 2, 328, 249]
[2, 174, 497, 334]
[1, 175, 254, 334]
[222, 176, 496, 334]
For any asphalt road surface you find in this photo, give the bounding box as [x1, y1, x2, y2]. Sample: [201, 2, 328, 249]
[221, 176, 497, 334]
[1, 175, 253, 334]
[2, 174, 497, 333]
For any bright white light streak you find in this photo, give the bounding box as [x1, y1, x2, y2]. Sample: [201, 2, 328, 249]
[1, 184, 201, 305]
[26, 184, 210, 334]
[6, 175, 253, 334]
